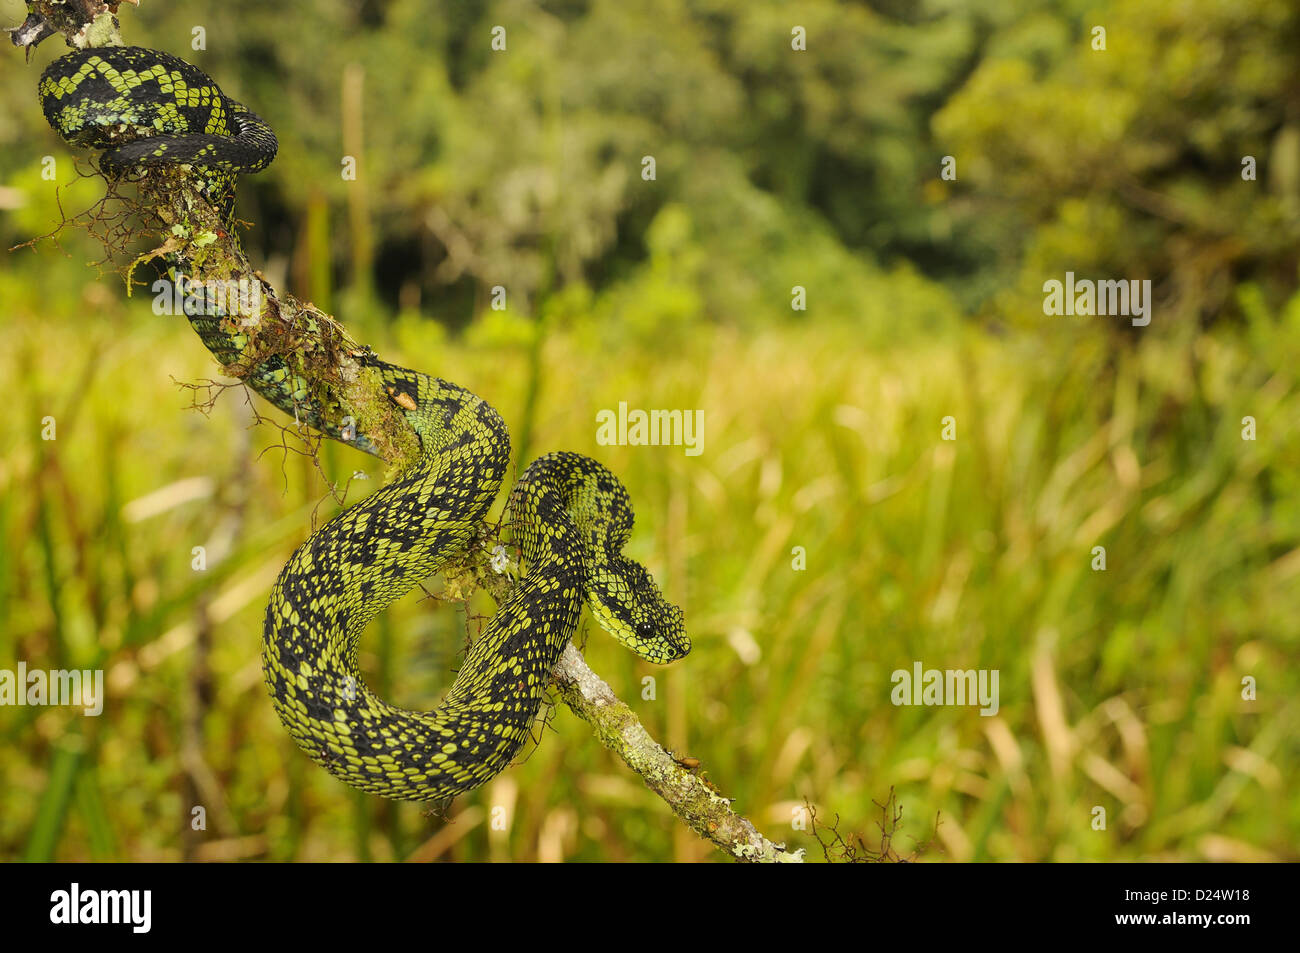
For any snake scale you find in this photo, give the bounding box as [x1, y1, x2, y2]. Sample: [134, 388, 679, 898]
[35, 41, 690, 801]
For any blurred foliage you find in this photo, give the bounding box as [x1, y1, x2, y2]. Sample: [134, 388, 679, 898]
[0, 0, 1297, 861]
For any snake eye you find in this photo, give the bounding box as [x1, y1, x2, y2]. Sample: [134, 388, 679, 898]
[636, 621, 655, 638]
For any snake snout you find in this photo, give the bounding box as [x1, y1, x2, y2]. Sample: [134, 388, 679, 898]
[658, 605, 691, 662]
[626, 575, 690, 663]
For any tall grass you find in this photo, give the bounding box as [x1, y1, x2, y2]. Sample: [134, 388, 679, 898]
[1, 257, 1296, 860]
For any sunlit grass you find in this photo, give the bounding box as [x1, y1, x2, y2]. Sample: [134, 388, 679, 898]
[1, 260, 1296, 861]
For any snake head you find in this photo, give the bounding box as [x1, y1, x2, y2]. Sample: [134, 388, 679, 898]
[588, 559, 690, 664]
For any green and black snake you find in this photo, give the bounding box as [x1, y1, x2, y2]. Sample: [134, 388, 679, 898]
[35, 42, 690, 801]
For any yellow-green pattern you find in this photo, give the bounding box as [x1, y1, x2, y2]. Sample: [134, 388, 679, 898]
[38, 46, 277, 217]
[263, 393, 690, 798]
[37, 44, 691, 801]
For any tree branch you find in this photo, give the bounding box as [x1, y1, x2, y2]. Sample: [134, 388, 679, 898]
[552, 645, 803, 862]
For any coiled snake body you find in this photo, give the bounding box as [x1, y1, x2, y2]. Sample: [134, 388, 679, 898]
[38, 45, 690, 801]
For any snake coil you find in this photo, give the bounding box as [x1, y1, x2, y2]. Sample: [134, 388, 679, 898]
[37, 44, 690, 801]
